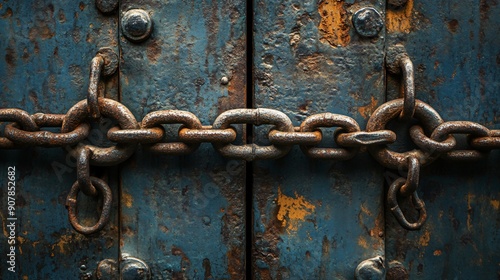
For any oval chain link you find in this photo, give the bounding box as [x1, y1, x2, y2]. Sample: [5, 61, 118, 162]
[212, 108, 294, 161]
[300, 113, 361, 160]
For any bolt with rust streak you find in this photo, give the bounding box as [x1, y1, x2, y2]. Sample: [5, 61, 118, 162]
[388, 0, 408, 9]
[121, 9, 153, 42]
[352, 7, 384, 38]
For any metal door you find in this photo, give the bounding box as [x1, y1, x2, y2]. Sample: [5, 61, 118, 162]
[1, 1, 499, 279]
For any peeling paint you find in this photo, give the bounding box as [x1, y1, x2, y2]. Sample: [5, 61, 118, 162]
[419, 230, 431, 247]
[276, 187, 316, 232]
[490, 199, 499, 210]
[386, 0, 413, 33]
[357, 96, 378, 119]
[123, 192, 133, 208]
[318, 0, 351, 47]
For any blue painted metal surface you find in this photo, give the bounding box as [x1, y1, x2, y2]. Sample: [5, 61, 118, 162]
[0, 1, 120, 279]
[0, 0, 498, 279]
[118, 0, 248, 278]
[385, 0, 500, 278]
[252, 1, 386, 278]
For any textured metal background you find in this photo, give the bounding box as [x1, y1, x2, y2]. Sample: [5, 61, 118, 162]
[385, 0, 500, 278]
[0, 1, 119, 279]
[252, 1, 386, 279]
[118, 0, 248, 278]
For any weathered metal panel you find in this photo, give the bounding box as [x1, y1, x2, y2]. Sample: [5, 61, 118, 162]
[0, 1, 119, 279]
[385, 0, 500, 278]
[118, 0, 248, 278]
[252, 1, 386, 278]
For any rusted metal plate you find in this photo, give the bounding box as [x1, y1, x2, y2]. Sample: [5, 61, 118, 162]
[0, 1, 119, 279]
[385, 0, 500, 278]
[252, 0, 386, 278]
[118, 0, 247, 278]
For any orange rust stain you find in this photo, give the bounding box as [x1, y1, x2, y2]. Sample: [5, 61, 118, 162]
[490, 199, 500, 210]
[17, 236, 26, 254]
[358, 236, 368, 249]
[276, 187, 316, 232]
[419, 230, 431, 247]
[386, 0, 414, 33]
[357, 96, 378, 118]
[123, 192, 133, 208]
[318, 0, 350, 47]
[433, 249, 442, 256]
[51, 235, 72, 254]
[23, 276, 29, 280]
[467, 193, 474, 231]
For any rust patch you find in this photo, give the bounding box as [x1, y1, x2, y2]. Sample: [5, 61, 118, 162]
[79, 2, 85, 11]
[447, 19, 459, 33]
[419, 230, 430, 247]
[357, 96, 378, 119]
[386, 0, 413, 33]
[276, 187, 316, 232]
[490, 199, 500, 210]
[147, 39, 162, 63]
[467, 193, 474, 230]
[202, 258, 212, 279]
[358, 236, 368, 249]
[433, 249, 442, 256]
[318, 0, 351, 47]
[5, 46, 15, 68]
[122, 192, 133, 208]
[2, 7, 12, 18]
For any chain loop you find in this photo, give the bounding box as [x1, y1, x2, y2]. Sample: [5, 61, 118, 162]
[431, 121, 490, 160]
[471, 129, 500, 150]
[366, 98, 444, 169]
[88, 55, 105, 119]
[5, 117, 89, 147]
[77, 147, 98, 197]
[387, 177, 427, 230]
[62, 98, 138, 166]
[212, 108, 294, 161]
[0, 108, 39, 148]
[300, 113, 360, 160]
[410, 124, 456, 154]
[141, 110, 202, 154]
[66, 176, 112, 235]
[398, 54, 415, 121]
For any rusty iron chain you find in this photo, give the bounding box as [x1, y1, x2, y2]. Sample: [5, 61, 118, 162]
[2, 97, 499, 233]
[1, 52, 498, 234]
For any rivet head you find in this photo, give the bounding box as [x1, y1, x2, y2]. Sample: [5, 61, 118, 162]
[121, 256, 151, 280]
[355, 256, 386, 280]
[121, 9, 153, 42]
[220, 76, 229, 85]
[352, 7, 384, 38]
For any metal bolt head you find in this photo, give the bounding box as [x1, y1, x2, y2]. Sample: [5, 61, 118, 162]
[355, 256, 386, 280]
[121, 9, 153, 42]
[352, 7, 384, 38]
[220, 76, 229, 85]
[95, 0, 118, 14]
[121, 256, 151, 280]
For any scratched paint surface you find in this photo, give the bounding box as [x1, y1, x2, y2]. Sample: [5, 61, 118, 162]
[0, 1, 119, 279]
[385, 0, 500, 278]
[253, 0, 386, 278]
[119, 0, 247, 278]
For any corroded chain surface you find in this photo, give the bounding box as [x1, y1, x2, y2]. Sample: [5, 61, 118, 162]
[1, 97, 499, 234]
[1, 98, 499, 162]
